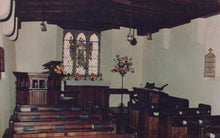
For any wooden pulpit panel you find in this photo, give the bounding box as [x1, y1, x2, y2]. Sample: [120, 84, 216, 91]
[13, 72, 60, 105]
[0, 47, 5, 79]
[29, 90, 47, 105]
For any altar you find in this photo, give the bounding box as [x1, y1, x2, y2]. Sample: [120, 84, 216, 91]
[64, 80, 110, 109]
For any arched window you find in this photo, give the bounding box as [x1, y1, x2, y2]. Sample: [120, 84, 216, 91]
[63, 32, 74, 74]
[76, 33, 86, 75]
[63, 30, 100, 77]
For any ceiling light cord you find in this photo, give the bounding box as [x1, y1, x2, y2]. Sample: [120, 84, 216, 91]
[40, 5, 47, 32]
[127, 0, 134, 42]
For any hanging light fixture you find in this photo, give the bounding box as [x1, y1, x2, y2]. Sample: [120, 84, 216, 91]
[40, 6, 47, 32]
[127, 0, 133, 42]
[127, 29, 133, 42]
[40, 21, 47, 32]
[146, 33, 152, 40]
[130, 28, 137, 46]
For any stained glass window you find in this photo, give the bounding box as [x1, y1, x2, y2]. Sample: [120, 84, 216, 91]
[89, 33, 99, 75]
[63, 30, 100, 77]
[76, 33, 86, 75]
[63, 32, 74, 74]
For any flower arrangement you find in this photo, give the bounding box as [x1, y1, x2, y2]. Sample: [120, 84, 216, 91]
[44, 61, 64, 75]
[88, 73, 97, 81]
[111, 54, 134, 77]
[111, 55, 134, 109]
[73, 73, 82, 80]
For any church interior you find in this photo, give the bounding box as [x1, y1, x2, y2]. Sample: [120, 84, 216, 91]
[1, 0, 220, 137]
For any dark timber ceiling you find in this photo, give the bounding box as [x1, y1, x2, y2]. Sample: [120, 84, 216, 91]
[16, 0, 220, 35]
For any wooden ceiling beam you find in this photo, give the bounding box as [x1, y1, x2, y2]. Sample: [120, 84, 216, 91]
[56, 21, 120, 31]
[16, 0, 220, 35]
[18, 0, 98, 7]
[112, 0, 193, 15]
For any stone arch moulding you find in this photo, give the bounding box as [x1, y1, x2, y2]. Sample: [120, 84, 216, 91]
[0, 0, 13, 21]
[9, 17, 18, 41]
[2, 0, 15, 36]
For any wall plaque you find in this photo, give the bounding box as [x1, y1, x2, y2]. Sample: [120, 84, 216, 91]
[204, 48, 215, 78]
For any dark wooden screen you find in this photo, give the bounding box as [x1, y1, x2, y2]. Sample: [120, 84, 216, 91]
[0, 47, 5, 79]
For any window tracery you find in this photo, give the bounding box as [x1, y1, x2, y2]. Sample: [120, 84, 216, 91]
[63, 30, 100, 77]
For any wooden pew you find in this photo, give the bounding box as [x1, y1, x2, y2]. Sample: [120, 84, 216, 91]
[13, 132, 136, 138]
[10, 119, 137, 138]
[128, 103, 160, 138]
[130, 86, 213, 138]
[205, 128, 220, 138]
[14, 112, 102, 122]
[128, 87, 168, 138]
[142, 104, 160, 138]
[159, 111, 189, 138]
[13, 120, 116, 132]
[12, 104, 104, 121]
[4, 115, 136, 138]
[172, 104, 211, 138]
[15, 104, 82, 112]
[10, 105, 103, 121]
[160, 95, 189, 112]
[10, 119, 116, 137]
[159, 104, 211, 138]
[187, 115, 220, 138]
[8, 104, 138, 138]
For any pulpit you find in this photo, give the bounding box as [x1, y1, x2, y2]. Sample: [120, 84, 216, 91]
[13, 72, 62, 105]
[64, 80, 110, 109]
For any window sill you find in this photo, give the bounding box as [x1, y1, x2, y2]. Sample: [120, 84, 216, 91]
[65, 80, 110, 86]
[204, 77, 220, 81]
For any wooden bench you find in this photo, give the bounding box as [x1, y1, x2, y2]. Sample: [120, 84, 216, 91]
[15, 104, 82, 112]
[12, 132, 136, 138]
[14, 112, 103, 122]
[5, 104, 139, 138]
[159, 104, 211, 138]
[160, 95, 189, 112]
[128, 103, 160, 138]
[10, 119, 117, 137]
[8, 119, 137, 138]
[187, 115, 220, 138]
[159, 111, 190, 138]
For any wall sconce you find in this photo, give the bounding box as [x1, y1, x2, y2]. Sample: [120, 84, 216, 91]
[40, 21, 47, 32]
[146, 33, 152, 40]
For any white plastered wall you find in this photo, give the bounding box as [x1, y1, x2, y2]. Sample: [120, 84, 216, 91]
[101, 27, 146, 106]
[0, 23, 16, 137]
[15, 22, 60, 72]
[142, 14, 220, 115]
